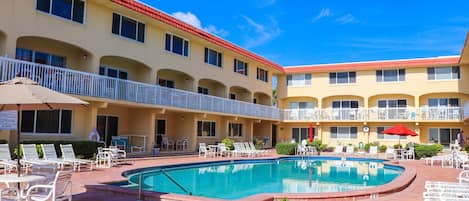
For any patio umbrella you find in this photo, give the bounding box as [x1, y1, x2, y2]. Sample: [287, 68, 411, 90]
[309, 123, 314, 142]
[381, 124, 418, 148]
[0, 77, 88, 177]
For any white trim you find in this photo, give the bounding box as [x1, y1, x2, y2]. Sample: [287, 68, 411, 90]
[428, 127, 462, 144]
[329, 71, 356, 85]
[165, 32, 190, 57]
[197, 120, 217, 137]
[427, 66, 460, 81]
[112, 12, 146, 43]
[227, 121, 243, 137]
[204, 47, 223, 67]
[376, 68, 406, 83]
[35, 0, 86, 25]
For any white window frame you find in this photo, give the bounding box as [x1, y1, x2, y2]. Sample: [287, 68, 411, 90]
[228, 122, 243, 137]
[165, 32, 190, 57]
[21, 109, 73, 135]
[376, 69, 406, 83]
[428, 127, 461, 145]
[331, 100, 359, 109]
[234, 59, 248, 76]
[329, 71, 356, 85]
[330, 127, 358, 139]
[36, 0, 87, 24]
[99, 65, 128, 80]
[289, 102, 315, 109]
[197, 120, 216, 137]
[377, 99, 408, 108]
[427, 66, 460, 80]
[428, 98, 460, 107]
[257, 67, 269, 82]
[287, 74, 312, 86]
[204, 47, 223, 67]
[16, 48, 67, 68]
[112, 12, 146, 43]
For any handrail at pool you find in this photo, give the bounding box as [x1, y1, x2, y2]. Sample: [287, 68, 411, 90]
[160, 169, 192, 196]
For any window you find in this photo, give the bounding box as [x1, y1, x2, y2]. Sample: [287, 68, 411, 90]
[112, 13, 145, 43]
[428, 98, 459, 107]
[377, 126, 406, 140]
[330, 127, 357, 139]
[165, 33, 189, 57]
[287, 74, 312, 86]
[99, 66, 128, 80]
[257, 68, 269, 82]
[229, 93, 236, 100]
[329, 72, 356, 84]
[36, 0, 85, 23]
[429, 128, 460, 145]
[228, 123, 243, 137]
[158, 79, 174, 88]
[289, 102, 314, 109]
[198, 87, 209, 95]
[377, 99, 407, 120]
[376, 69, 405, 82]
[21, 109, 72, 134]
[234, 59, 248, 76]
[427, 66, 460, 80]
[332, 100, 359, 109]
[197, 120, 216, 137]
[16, 48, 66, 67]
[378, 99, 407, 108]
[204, 48, 222, 67]
[291, 128, 315, 143]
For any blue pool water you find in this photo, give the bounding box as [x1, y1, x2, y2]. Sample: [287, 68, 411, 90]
[119, 157, 402, 200]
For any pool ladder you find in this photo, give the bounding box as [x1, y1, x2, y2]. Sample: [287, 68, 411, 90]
[137, 169, 192, 201]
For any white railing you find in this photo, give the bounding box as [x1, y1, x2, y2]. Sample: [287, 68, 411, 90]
[0, 57, 280, 120]
[282, 107, 463, 121]
[465, 101, 469, 120]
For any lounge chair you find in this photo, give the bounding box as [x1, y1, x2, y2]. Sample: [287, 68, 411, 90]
[367, 146, 378, 158]
[60, 144, 94, 171]
[41, 144, 73, 170]
[24, 171, 73, 201]
[21, 144, 53, 170]
[0, 144, 17, 174]
[249, 142, 267, 156]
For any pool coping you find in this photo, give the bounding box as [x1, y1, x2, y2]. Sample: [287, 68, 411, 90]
[84, 156, 417, 201]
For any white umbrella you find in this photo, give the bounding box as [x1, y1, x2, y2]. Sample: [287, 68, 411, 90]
[0, 77, 88, 178]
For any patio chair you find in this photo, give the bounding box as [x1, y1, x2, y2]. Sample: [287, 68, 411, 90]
[0, 187, 19, 201]
[23, 171, 72, 201]
[176, 138, 189, 150]
[334, 145, 343, 155]
[459, 170, 469, 183]
[345, 145, 354, 155]
[161, 136, 174, 150]
[198, 143, 207, 157]
[95, 148, 112, 168]
[402, 147, 415, 160]
[0, 144, 17, 174]
[385, 146, 395, 159]
[30, 164, 58, 187]
[41, 144, 73, 170]
[60, 144, 94, 171]
[218, 143, 230, 157]
[367, 146, 378, 158]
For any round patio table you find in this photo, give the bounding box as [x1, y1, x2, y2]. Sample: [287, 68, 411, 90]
[0, 174, 46, 199]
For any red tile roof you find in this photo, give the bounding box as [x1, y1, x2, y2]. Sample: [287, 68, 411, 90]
[111, 0, 284, 72]
[284, 56, 460, 73]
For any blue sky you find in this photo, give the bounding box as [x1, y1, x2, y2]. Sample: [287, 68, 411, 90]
[141, 0, 469, 66]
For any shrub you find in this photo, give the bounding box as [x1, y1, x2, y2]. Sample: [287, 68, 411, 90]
[15, 140, 104, 159]
[222, 138, 234, 150]
[414, 143, 443, 159]
[465, 144, 469, 152]
[0, 139, 7, 144]
[276, 143, 297, 155]
[364, 143, 371, 152]
[393, 144, 403, 149]
[378, 145, 387, 153]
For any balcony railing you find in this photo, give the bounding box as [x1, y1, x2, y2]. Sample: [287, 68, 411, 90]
[0, 57, 280, 120]
[282, 107, 463, 121]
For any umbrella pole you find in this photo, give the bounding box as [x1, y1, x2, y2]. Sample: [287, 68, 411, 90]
[16, 104, 21, 188]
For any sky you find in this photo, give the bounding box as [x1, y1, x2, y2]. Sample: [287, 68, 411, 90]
[140, 0, 469, 66]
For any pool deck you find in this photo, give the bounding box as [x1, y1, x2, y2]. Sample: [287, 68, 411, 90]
[68, 151, 462, 201]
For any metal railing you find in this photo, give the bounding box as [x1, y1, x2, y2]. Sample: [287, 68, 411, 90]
[282, 107, 463, 121]
[0, 57, 280, 120]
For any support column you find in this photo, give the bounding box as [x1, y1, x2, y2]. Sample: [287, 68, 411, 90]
[85, 53, 101, 74]
[3, 34, 17, 58]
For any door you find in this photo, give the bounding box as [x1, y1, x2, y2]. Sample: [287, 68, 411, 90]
[97, 115, 119, 147]
[155, 119, 166, 147]
[271, 124, 277, 147]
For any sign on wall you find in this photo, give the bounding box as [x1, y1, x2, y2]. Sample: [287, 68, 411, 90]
[0, 111, 17, 130]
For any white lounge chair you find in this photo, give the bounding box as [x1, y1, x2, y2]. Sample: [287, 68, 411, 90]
[60, 144, 94, 171]
[385, 146, 395, 159]
[249, 142, 267, 156]
[24, 171, 72, 201]
[367, 146, 378, 158]
[0, 144, 17, 174]
[41, 144, 73, 170]
[21, 144, 53, 170]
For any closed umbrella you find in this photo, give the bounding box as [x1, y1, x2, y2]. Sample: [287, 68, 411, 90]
[0, 77, 88, 178]
[309, 123, 314, 143]
[381, 124, 418, 148]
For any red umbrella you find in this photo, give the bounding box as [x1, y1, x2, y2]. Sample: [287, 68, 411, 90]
[309, 123, 314, 142]
[381, 124, 418, 147]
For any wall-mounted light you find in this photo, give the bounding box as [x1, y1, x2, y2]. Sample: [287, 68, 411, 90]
[82, 54, 88, 60]
[180, 115, 185, 120]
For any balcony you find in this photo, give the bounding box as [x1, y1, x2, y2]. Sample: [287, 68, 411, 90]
[0, 57, 280, 120]
[282, 107, 463, 121]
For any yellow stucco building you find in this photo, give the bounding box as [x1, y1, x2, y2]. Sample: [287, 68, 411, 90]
[0, 0, 468, 153]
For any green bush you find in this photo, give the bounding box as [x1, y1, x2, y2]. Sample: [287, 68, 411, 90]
[221, 138, 234, 150]
[414, 143, 443, 159]
[378, 145, 387, 153]
[15, 141, 104, 159]
[394, 144, 403, 149]
[276, 143, 297, 155]
[255, 140, 263, 150]
[465, 144, 469, 152]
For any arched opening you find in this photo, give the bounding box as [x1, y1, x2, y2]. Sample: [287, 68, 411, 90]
[198, 79, 227, 98]
[16, 36, 93, 72]
[253, 92, 271, 106]
[100, 56, 152, 83]
[229, 86, 252, 102]
[157, 69, 195, 91]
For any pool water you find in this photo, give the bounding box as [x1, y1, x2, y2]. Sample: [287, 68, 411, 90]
[120, 157, 402, 200]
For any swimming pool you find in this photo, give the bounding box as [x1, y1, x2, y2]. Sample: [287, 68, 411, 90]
[118, 157, 403, 200]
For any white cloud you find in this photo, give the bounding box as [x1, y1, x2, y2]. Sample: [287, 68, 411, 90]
[312, 8, 331, 22]
[336, 14, 356, 24]
[172, 11, 229, 37]
[240, 15, 281, 48]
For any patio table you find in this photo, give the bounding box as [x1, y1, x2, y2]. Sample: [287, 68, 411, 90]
[0, 174, 45, 199]
[394, 149, 406, 160]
